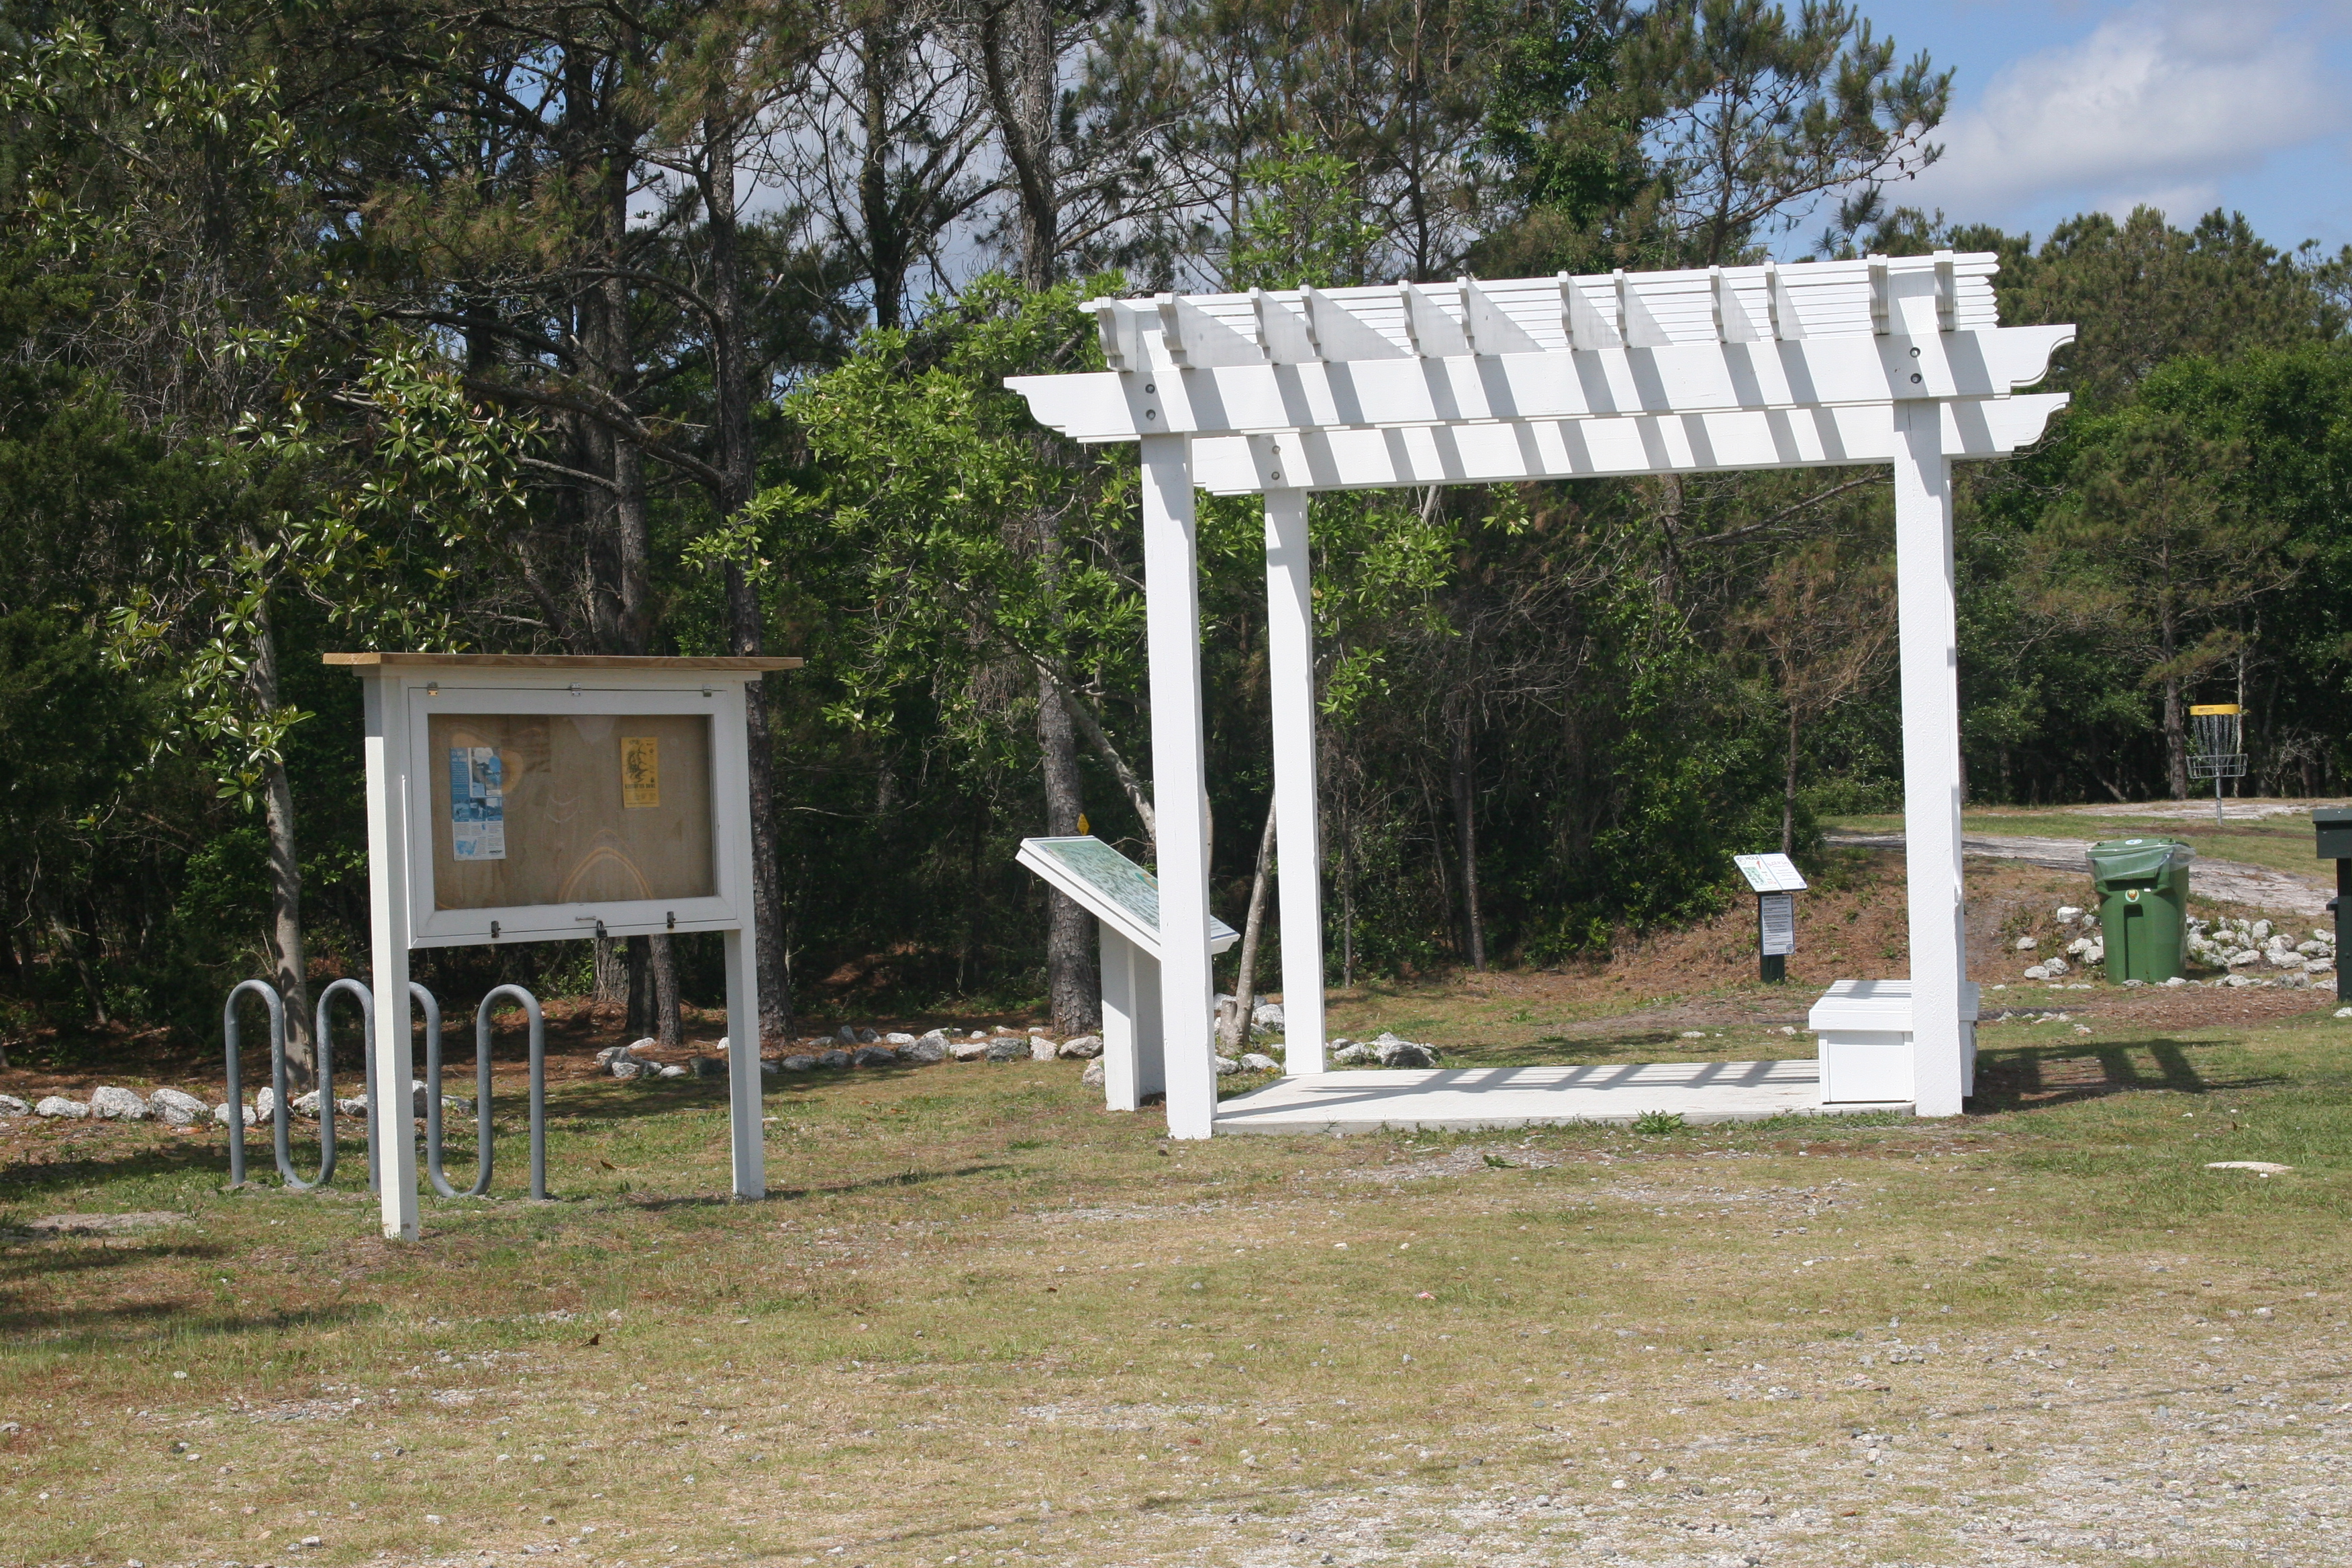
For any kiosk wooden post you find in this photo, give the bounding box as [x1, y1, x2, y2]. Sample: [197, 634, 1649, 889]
[334, 652, 798, 1240]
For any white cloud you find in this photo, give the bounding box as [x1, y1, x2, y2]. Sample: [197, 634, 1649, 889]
[1904, 2, 2351, 225]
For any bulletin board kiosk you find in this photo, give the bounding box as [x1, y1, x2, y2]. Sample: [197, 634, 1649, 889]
[330, 652, 797, 1239]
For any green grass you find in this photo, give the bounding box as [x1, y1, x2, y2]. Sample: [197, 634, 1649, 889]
[5, 1001, 2352, 1565]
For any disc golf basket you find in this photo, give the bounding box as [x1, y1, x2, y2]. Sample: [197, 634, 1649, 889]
[2189, 704, 2247, 825]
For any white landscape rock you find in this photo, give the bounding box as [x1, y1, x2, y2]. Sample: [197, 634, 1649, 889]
[1081, 1059, 1106, 1089]
[1376, 1038, 1440, 1068]
[89, 1085, 150, 1121]
[657, 1064, 689, 1079]
[36, 1095, 90, 1119]
[2055, 905, 2083, 923]
[948, 1036, 993, 1063]
[1030, 1036, 1058, 1061]
[2014, 935, 2039, 951]
[1331, 1040, 1377, 1065]
[0, 1093, 30, 1116]
[884, 1032, 918, 1046]
[901, 1032, 950, 1064]
[1238, 1052, 1281, 1073]
[1057, 1034, 1103, 1060]
[2022, 964, 2050, 981]
[213, 1101, 256, 1126]
[1213, 1055, 1241, 1076]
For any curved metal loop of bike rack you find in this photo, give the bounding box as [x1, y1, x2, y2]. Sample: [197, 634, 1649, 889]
[221, 979, 285, 1189]
[475, 985, 548, 1200]
[423, 982, 497, 1197]
[313, 977, 377, 1192]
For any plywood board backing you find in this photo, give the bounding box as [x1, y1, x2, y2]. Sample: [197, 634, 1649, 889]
[428, 712, 715, 910]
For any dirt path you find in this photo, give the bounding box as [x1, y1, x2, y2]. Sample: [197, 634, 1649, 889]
[1825, 829, 2333, 916]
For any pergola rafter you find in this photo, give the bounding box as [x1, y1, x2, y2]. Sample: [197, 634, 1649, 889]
[1006, 252, 2075, 1138]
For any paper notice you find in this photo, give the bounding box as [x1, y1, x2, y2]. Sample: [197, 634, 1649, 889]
[448, 746, 505, 860]
[1759, 891, 1796, 957]
[621, 736, 659, 809]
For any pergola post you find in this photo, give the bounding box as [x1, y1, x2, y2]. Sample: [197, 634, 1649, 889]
[1262, 487, 1328, 1075]
[1892, 401, 1970, 1116]
[1142, 434, 1219, 1138]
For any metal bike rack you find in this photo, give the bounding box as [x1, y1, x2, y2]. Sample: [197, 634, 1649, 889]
[221, 979, 284, 1189]
[422, 982, 494, 1197]
[473, 985, 550, 1200]
[314, 977, 377, 1191]
[225, 975, 546, 1202]
[446, 991, 552, 1204]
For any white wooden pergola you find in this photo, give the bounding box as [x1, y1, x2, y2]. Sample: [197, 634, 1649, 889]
[1007, 255, 2073, 1138]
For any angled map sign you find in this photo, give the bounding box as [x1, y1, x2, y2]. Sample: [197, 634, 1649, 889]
[1016, 837, 1239, 960]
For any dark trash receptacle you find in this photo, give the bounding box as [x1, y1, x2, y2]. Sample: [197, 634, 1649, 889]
[2086, 838, 2193, 983]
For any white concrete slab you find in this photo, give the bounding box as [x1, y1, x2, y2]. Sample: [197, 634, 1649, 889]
[1212, 1058, 1910, 1134]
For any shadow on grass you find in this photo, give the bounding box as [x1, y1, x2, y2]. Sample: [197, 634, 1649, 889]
[0, 1134, 268, 1202]
[0, 1232, 374, 1349]
[1969, 1037, 2288, 1114]
[620, 1161, 1016, 1210]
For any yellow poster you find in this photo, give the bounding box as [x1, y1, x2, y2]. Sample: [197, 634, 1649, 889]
[621, 736, 660, 808]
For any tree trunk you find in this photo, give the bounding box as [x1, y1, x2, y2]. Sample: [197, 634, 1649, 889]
[593, 934, 627, 1008]
[860, 21, 908, 330]
[2163, 674, 2189, 801]
[977, 0, 1059, 288]
[250, 597, 313, 1084]
[1036, 671, 1100, 1033]
[1449, 722, 1486, 971]
[1220, 806, 1277, 1052]
[649, 933, 683, 1047]
[1338, 797, 1356, 990]
[626, 935, 652, 1037]
[704, 113, 794, 1048]
[1781, 703, 1801, 856]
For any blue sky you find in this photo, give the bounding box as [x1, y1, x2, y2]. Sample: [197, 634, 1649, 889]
[1832, 1, 2352, 255]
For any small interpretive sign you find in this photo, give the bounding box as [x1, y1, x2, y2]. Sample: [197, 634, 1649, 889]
[1733, 852, 1808, 893]
[1016, 836, 1238, 959]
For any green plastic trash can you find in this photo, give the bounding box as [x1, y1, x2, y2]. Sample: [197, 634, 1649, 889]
[2086, 838, 2194, 983]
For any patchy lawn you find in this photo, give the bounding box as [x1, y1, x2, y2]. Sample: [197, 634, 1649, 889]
[6, 979, 2352, 1567]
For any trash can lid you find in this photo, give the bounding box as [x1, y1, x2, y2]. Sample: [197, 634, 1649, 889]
[2086, 837, 2192, 880]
